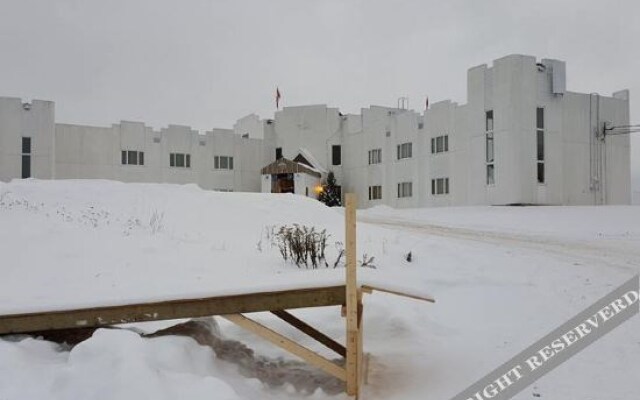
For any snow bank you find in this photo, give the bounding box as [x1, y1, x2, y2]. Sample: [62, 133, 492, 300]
[1, 179, 638, 400]
[0, 329, 241, 400]
[0, 179, 431, 314]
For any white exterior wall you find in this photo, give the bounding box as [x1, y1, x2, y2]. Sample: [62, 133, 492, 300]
[0, 98, 55, 181]
[53, 121, 264, 192]
[424, 100, 459, 207]
[261, 174, 272, 193]
[0, 54, 631, 207]
[341, 106, 422, 208]
[293, 173, 320, 198]
[234, 114, 265, 139]
[267, 105, 343, 177]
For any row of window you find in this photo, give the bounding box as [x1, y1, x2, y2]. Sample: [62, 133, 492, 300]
[485, 108, 545, 185]
[431, 135, 449, 154]
[367, 179, 451, 201]
[486, 110, 495, 185]
[121, 150, 144, 166]
[397, 142, 412, 160]
[22, 108, 548, 185]
[431, 178, 450, 195]
[118, 150, 234, 170]
[368, 149, 382, 165]
[170, 153, 191, 168]
[368, 185, 382, 200]
[278, 111, 547, 189]
[306, 139, 447, 168]
[365, 109, 545, 195]
[537, 107, 545, 184]
[397, 182, 413, 198]
[214, 155, 234, 170]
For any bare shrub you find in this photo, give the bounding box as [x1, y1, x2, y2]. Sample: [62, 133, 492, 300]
[274, 224, 330, 269]
[360, 254, 376, 269]
[149, 209, 164, 234]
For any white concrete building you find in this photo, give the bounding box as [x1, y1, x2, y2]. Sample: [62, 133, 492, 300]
[0, 55, 631, 208]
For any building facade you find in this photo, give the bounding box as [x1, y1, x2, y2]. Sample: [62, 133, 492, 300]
[0, 55, 631, 208]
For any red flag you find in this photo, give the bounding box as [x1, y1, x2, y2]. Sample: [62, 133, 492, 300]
[425, 96, 429, 110]
[276, 87, 281, 109]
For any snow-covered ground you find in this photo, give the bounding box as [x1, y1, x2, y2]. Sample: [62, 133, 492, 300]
[1, 180, 638, 400]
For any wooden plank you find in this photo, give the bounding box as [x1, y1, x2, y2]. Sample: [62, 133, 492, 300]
[0, 286, 346, 335]
[357, 289, 364, 394]
[361, 285, 436, 303]
[363, 353, 371, 385]
[271, 310, 346, 357]
[222, 313, 347, 381]
[345, 193, 359, 396]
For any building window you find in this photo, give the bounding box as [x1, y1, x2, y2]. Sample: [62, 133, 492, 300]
[397, 182, 413, 198]
[486, 110, 494, 131]
[486, 110, 495, 185]
[121, 150, 144, 166]
[368, 185, 382, 200]
[170, 153, 191, 168]
[486, 132, 494, 164]
[486, 164, 495, 185]
[276, 147, 283, 160]
[21, 137, 31, 179]
[431, 178, 450, 195]
[332, 145, 341, 166]
[397, 142, 412, 160]
[368, 149, 382, 165]
[214, 156, 234, 170]
[536, 107, 545, 184]
[431, 135, 449, 154]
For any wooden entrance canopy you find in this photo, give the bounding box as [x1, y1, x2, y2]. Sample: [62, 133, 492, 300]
[0, 194, 434, 398]
[260, 158, 322, 178]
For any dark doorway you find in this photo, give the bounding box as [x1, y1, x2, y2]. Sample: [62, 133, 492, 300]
[272, 173, 294, 194]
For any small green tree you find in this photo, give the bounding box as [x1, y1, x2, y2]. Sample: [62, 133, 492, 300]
[318, 172, 342, 207]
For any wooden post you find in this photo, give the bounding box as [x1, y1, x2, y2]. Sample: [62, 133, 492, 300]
[357, 289, 365, 389]
[345, 193, 359, 396]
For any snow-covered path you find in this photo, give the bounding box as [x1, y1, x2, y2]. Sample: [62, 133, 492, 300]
[359, 214, 640, 274]
[357, 208, 640, 400]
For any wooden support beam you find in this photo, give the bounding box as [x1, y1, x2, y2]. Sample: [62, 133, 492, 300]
[361, 285, 436, 303]
[363, 353, 371, 385]
[345, 193, 359, 397]
[357, 289, 364, 390]
[0, 286, 346, 335]
[222, 313, 347, 381]
[271, 310, 346, 357]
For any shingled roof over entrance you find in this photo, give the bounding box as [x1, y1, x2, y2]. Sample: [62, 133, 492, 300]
[260, 158, 322, 178]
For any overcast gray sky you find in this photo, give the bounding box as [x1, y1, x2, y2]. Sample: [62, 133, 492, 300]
[1, 0, 639, 193]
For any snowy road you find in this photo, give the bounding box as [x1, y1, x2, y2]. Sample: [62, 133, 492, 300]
[360, 215, 640, 274]
[357, 210, 640, 400]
